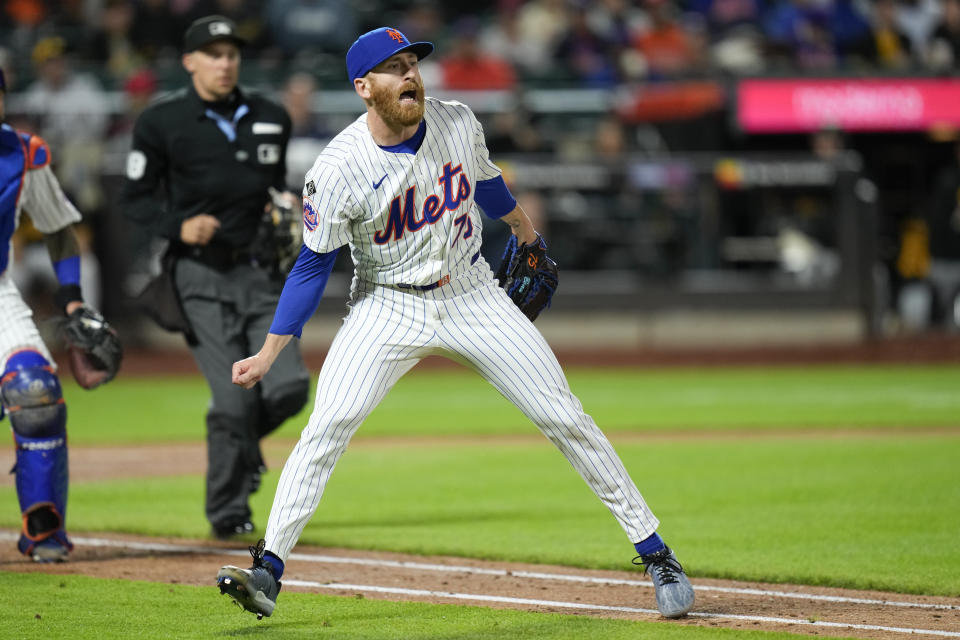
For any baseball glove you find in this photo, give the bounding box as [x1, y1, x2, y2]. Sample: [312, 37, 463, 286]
[494, 233, 559, 322]
[253, 187, 302, 277]
[61, 307, 123, 390]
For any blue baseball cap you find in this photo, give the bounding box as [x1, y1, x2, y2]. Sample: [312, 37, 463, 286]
[346, 27, 433, 82]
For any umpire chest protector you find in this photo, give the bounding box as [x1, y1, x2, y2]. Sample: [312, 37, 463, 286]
[122, 84, 290, 249]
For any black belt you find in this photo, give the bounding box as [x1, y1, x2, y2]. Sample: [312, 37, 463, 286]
[397, 252, 479, 291]
[175, 243, 254, 271]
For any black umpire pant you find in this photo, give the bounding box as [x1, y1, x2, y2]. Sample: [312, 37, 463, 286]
[175, 258, 310, 529]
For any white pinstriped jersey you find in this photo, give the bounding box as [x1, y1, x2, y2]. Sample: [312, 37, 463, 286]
[300, 98, 500, 286]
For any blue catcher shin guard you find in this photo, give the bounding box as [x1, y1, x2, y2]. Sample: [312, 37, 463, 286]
[1, 350, 73, 560]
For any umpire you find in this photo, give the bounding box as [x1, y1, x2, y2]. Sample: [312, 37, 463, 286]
[120, 15, 310, 539]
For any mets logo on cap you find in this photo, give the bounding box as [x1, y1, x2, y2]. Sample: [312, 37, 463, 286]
[345, 27, 434, 83]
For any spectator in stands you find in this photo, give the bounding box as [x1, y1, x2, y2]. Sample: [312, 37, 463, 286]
[104, 67, 159, 162]
[485, 107, 551, 156]
[282, 71, 328, 140]
[281, 71, 331, 188]
[594, 114, 628, 159]
[762, 0, 839, 71]
[514, 0, 572, 74]
[209, 0, 274, 54]
[264, 0, 357, 57]
[131, 0, 186, 62]
[850, 0, 916, 70]
[685, 0, 761, 32]
[896, 0, 943, 56]
[479, 6, 552, 76]
[439, 16, 516, 90]
[586, 0, 642, 49]
[395, 0, 443, 45]
[684, 0, 766, 74]
[763, 0, 880, 70]
[810, 123, 846, 163]
[631, 0, 705, 78]
[927, 0, 960, 70]
[553, 5, 620, 87]
[89, 0, 145, 86]
[2, 0, 47, 31]
[130, 0, 186, 61]
[0, 47, 15, 90]
[21, 36, 110, 214]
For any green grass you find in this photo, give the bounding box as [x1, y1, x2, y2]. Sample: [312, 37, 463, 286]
[63, 364, 960, 444]
[3, 363, 958, 639]
[2, 434, 957, 595]
[0, 573, 832, 640]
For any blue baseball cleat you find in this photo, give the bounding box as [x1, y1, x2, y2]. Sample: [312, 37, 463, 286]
[635, 546, 695, 618]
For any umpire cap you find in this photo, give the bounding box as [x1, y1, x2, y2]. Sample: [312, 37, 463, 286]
[183, 15, 245, 52]
[346, 27, 433, 82]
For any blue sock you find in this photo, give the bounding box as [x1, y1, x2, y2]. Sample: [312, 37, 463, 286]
[634, 532, 666, 557]
[263, 550, 285, 581]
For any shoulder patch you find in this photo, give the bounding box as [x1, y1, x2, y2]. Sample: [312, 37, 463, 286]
[303, 198, 318, 232]
[126, 150, 147, 180]
[305, 180, 316, 196]
[20, 133, 50, 169]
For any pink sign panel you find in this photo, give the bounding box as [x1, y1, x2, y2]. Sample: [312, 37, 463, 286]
[737, 78, 960, 133]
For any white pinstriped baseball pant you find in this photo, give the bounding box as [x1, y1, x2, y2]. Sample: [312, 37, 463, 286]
[0, 273, 55, 370]
[264, 260, 659, 561]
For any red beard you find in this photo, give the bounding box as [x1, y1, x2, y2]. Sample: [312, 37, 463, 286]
[370, 80, 424, 128]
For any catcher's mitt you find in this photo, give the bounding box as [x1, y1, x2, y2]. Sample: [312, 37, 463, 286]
[253, 187, 302, 277]
[61, 307, 123, 389]
[494, 233, 559, 322]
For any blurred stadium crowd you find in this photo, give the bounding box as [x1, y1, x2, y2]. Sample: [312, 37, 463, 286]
[2, 0, 960, 337]
[2, 0, 959, 87]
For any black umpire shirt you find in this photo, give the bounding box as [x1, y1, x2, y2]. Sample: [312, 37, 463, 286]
[121, 83, 291, 251]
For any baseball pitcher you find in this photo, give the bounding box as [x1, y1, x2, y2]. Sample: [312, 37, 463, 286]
[216, 27, 694, 620]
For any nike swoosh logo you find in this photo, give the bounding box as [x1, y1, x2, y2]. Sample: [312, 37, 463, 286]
[373, 174, 388, 189]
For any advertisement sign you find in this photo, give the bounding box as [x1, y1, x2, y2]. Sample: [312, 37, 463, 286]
[737, 78, 960, 133]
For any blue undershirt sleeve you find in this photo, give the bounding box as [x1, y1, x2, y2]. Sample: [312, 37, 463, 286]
[53, 255, 80, 285]
[474, 176, 517, 219]
[268, 245, 340, 338]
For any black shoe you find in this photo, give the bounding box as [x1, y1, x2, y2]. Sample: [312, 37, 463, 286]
[212, 520, 254, 541]
[217, 538, 282, 619]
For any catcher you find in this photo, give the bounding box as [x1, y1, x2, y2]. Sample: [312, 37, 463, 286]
[0, 67, 121, 562]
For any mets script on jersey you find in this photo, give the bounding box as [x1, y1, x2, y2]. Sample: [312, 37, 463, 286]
[299, 98, 500, 287]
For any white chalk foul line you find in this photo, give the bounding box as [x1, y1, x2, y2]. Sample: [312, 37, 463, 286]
[11, 533, 959, 611]
[286, 580, 960, 639]
[280, 551, 957, 612]
[3, 532, 958, 636]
